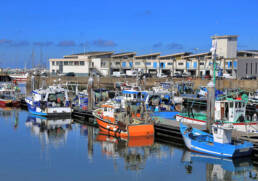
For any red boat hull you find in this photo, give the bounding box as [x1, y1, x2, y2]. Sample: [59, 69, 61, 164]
[0, 99, 20, 107]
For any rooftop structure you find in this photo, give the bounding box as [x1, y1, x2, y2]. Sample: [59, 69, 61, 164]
[111, 52, 136, 58]
[159, 52, 191, 60]
[183, 52, 211, 59]
[64, 51, 113, 58]
[211, 35, 238, 59]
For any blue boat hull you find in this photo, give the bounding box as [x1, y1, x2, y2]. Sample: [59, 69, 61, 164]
[180, 124, 253, 158]
[151, 111, 179, 120]
[26, 103, 71, 118]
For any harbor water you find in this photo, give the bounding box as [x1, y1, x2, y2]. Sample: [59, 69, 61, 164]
[0, 108, 257, 181]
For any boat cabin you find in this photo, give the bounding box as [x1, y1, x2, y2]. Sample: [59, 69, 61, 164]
[31, 86, 69, 107]
[101, 102, 121, 118]
[215, 99, 246, 123]
[212, 124, 232, 144]
[122, 90, 148, 102]
[249, 90, 258, 102]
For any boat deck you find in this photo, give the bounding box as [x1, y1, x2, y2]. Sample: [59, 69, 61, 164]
[153, 117, 206, 146]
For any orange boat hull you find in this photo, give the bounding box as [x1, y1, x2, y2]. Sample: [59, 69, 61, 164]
[97, 131, 154, 147]
[96, 117, 154, 138]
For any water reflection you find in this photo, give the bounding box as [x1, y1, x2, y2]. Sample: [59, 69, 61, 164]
[0, 107, 19, 129]
[1, 110, 258, 180]
[181, 150, 255, 180]
[95, 132, 159, 171]
[25, 115, 73, 148]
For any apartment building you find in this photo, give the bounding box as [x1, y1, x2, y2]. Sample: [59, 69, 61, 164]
[49, 35, 258, 78]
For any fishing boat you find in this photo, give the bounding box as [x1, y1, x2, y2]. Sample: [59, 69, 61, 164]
[25, 85, 72, 117]
[72, 90, 88, 109]
[248, 90, 258, 104]
[152, 82, 183, 104]
[180, 123, 253, 157]
[0, 83, 20, 107]
[93, 100, 154, 138]
[176, 97, 258, 133]
[9, 72, 29, 82]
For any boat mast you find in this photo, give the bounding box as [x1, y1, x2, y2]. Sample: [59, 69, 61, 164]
[207, 40, 217, 132]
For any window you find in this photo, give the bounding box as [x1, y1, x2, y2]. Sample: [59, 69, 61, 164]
[68, 61, 73, 65]
[57, 61, 63, 65]
[52, 61, 55, 66]
[178, 62, 184, 66]
[74, 61, 79, 66]
[135, 62, 141, 65]
[64, 61, 68, 65]
[101, 61, 106, 67]
[200, 62, 204, 66]
[167, 62, 173, 65]
[246, 63, 248, 74]
[145, 62, 151, 66]
[230, 102, 233, 108]
[80, 61, 85, 66]
[256, 63, 258, 74]
[116, 62, 120, 65]
[251, 63, 253, 74]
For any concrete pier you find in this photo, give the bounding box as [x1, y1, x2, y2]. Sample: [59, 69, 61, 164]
[26, 76, 258, 91]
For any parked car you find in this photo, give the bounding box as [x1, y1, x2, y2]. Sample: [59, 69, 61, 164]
[182, 72, 191, 78]
[65, 72, 76, 77]
[157, 73, 168, 78]
[222, 73, 234, 79]
[112, 72, 126, 77]
[173, 73, 182, 78]
[241, 75, 257, 80]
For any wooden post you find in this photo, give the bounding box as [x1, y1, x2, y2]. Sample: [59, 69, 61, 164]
[87, 75, 94, 111]
[31, 75, 35, 90]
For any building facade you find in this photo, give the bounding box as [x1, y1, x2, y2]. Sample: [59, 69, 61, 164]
[49, 35, 258, 79]
[237, 58, 258, 79]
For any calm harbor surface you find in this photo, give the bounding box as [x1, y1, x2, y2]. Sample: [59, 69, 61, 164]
[0, 108, 257, 181]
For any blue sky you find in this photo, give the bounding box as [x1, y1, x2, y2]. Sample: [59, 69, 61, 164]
[0, 0, 258, 68]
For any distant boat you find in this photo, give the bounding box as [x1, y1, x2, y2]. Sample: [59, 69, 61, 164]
[180, 123, 253, 158]
[9, 72, 29, 82]
[0, 83, 20, 107]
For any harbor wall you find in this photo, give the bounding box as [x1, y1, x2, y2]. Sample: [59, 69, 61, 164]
[27, 76, 258, 91]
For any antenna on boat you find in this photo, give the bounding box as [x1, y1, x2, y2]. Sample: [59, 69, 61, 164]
[206, 39, 217, 132]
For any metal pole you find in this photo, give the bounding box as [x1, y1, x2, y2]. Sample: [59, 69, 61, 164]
[207, 41, 217, 132]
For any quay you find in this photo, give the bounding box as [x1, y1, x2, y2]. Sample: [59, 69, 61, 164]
[27, 76, 258, 91]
